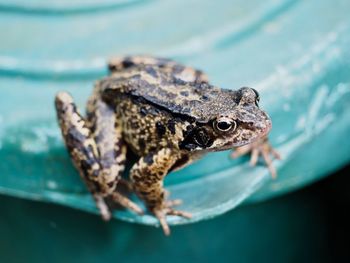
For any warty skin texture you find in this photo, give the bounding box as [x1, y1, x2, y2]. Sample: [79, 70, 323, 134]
[55, 56, 275, 235]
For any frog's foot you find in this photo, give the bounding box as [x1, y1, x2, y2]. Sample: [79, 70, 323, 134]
[94, 191, 143, 221]
[151, 200, 192, 236]
[110, 192, 144, 215]
[111, 179, 144, 215]
[231, 137, 281, 178]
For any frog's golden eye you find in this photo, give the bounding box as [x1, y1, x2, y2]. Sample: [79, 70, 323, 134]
[214, 118, 237, 132]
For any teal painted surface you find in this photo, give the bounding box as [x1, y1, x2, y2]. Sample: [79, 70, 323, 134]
[0, 0, 350, 229]
[0, 190, 330, 263]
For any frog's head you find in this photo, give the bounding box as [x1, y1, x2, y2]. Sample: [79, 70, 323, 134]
[180, 87, 272, 152]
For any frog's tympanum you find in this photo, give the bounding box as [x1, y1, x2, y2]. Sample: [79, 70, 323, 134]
[55, 56, 278, 235]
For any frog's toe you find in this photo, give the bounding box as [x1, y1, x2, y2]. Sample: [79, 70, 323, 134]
[166, 209, 192, 218]
[95, 195, 112, 221]
[230, 144, 253, 159]
[110, 192, 144, 215]
[154, 210, 171, 236]
[163, 190, 182, 207]
[166, 199, 182, 207]
[231, 137, 281, 178]
[152, 202, 192, 236]
[250, 140, 281, 179]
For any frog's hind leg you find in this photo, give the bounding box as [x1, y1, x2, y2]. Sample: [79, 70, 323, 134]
[55, 92, 112, 220]
[55, 92, 142, 221]
[130, 148, 192, 236]
[86, 95, 143, 215]
[108, 55, 209, 83]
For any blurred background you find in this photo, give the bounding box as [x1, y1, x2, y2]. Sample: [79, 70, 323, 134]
[0, 0, 349, 262]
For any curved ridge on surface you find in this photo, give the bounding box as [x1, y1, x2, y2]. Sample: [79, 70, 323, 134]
[0, 0, 151, 15]
[0, 56, 107, 80]
[161, 0, 299, 58]
[0, 0, 297, 79]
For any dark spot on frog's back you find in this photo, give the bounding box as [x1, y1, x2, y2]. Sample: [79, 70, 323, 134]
[139, 107, 148, 116]
[144, 153, 154, 165]
[67, 126, 86, 144]
[172, 65, 185, 74]
[201, 95, 209, 101]
[155, 121, 166, 137]
[80, 159, 99, 177]
[195, 82, 211, 90]
[107, 181, 115, 188]
[95, 131, 105, 143]
[149, 107, 161, 116]
[122, 59, 135, 68]
[161, 89, 177, 100]
[173, 78, 187, 85]
[145, 66, 158, 78]
[138, 138, 146, 149]
[234, 88, 246, 104]
[130, 121, 139, 129]
[167, 119, 176, 135]
[131, 74, 142, 81]
[108, 64, 117, 71]
[180, 91, 189, 97]
[188, 100, 201, 107]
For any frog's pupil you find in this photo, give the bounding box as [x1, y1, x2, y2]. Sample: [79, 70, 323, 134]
[217, 121, 231, 131]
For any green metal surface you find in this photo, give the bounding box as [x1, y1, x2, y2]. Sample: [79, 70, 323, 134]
[0, 188, 330, 263]
[0, 0, 350, 229]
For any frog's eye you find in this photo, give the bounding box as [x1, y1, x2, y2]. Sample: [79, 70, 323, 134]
[214, 118, 237, 132]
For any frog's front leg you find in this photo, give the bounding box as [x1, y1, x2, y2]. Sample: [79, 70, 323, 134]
[130, 148, 192, 235]
[55, 92, 142, 221]
[231, 137, 281, 178]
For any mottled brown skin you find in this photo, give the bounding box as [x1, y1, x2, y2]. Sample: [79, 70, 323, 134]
[55, 56, 275, 235]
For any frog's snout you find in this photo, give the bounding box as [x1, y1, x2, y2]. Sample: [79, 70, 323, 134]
[261, 119, 272, 137]
[254, 109, 272, 138]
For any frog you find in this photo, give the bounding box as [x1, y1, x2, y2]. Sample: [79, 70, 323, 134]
[55, 55, 277, 235]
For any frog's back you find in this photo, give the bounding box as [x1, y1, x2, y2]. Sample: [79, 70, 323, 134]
[99, 65, 240, 122]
